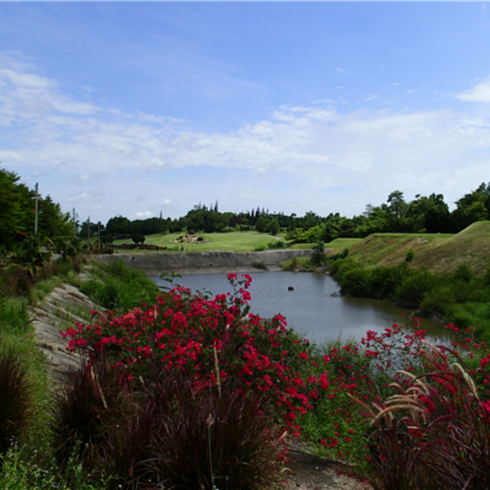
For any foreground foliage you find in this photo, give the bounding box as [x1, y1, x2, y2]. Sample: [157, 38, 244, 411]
[2, 260, 490, 489]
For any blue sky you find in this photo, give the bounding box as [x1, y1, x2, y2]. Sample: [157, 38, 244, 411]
[1, 2, 490, 224]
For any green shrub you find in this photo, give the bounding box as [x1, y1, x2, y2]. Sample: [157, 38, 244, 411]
[310, 241, 328, 267]
[281, 257, 299, 271]
[329, 247, 349, 262]
[368, 263, 409, 300]
[405, 248, 415, 262]
[80, 261, 160, 312]
[453, 263, 474, 283]
[421, 285, 456, 316]
[395, 269, 439, 306]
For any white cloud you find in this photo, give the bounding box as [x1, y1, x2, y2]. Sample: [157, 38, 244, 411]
[3, 53, 490, 221]
[456, 79, 490, 103]
[131, 210, 154, 220]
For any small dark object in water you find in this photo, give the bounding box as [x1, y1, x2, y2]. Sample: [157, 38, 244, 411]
[288, 286, 294, 291]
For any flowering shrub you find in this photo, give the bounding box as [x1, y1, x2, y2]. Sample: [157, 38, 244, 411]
[62, 271, 490, 487]
[301, 320, 431, 462]
[63, 274, 320, 434]
[356, 343, 490, 490]
[302, 318, 490, 465]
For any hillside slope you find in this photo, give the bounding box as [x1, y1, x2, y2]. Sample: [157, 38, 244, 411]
[349, 221, 490, 275]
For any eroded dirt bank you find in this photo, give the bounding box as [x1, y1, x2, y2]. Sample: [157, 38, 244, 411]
[93, 249, 313, 275]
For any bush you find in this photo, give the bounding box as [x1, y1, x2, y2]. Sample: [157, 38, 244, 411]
[0, 350, 32, 456]
[52, 364, 283, 490]
[141, 371, 283, 490]
[267, 240, 285, 250]
[405, 248, 415, 262]
[454, 263, 474, 283]
[281, 257, 299, 271]
[63, 274, 317, 434]
[359, 344, 490, 490]
[395, 269, 439, 306]
[310, 241, 327, 267]
[328, 247, 349, 262]
[79, 261, 160, 312]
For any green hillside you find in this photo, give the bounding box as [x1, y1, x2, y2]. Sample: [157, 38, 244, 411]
[349, 221, 490, 275]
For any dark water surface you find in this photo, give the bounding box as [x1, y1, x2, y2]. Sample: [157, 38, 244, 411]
[152, 271, 455, 346]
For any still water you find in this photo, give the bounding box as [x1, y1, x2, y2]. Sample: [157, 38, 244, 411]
[152, 271, 455, 346]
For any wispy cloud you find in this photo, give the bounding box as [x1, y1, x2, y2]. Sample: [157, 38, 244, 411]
[456, 78, 490, 103]
[2, 53, 490, 220]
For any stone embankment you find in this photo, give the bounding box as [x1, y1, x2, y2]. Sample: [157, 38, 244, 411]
[30, 283, 96, 384]
[93, 249, 313, 275]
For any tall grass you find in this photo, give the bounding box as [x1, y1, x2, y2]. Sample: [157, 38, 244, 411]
[51, 364, 283, 490]
[79, 260, 160, 312]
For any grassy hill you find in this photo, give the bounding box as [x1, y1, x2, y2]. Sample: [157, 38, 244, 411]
[348, 221, 490, 275]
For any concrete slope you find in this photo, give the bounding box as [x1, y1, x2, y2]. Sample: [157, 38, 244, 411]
[94, 249, 313, 275]
[30, 283, 97, 384]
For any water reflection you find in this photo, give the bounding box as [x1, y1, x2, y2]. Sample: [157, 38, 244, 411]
[152, 271, 455, 346]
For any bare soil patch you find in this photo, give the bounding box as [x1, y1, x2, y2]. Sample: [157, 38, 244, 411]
[281, 441, 372, 490]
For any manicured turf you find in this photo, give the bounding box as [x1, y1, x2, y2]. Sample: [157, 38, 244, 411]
[113, 232, 365, 253]
[114, 231, 286, 253]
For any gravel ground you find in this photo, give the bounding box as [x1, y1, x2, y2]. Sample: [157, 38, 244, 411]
[280, 441, 373, 490]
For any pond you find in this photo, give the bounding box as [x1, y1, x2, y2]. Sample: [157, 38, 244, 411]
[152, 271, 456, 346]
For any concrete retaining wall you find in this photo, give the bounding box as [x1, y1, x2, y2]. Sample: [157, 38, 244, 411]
[93, 249, 313, 276]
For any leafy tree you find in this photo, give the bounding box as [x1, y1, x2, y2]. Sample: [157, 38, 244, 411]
[131, 233, 146, 245]
[0, 168, 73, 250]
[387, 190, 408, 219]
[452, 183, 490, 230]
[255, 216, 268, 233]
[38, 195, 72, 237]
[310, 241, 327, 267]
[106, 216, 131, 235]
[0, 169, 25, 248]
[268, 218, 280, 236]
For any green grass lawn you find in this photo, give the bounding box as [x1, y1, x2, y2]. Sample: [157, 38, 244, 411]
[114, 231, 286, 253]
[325, 238, 363, 249]
[113, 232, 364, 253]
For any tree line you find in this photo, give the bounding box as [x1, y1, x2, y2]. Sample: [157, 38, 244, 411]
[2, 167, 490, 251]
[101, 185, 490, 243]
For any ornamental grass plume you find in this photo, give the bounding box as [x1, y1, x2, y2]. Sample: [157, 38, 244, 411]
[353, 342, 490, 490]
[52, 362, 284, 490]
[0, 350, 33, 456]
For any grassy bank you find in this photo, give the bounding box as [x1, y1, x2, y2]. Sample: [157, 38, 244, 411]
[349, 221, 490, 275]
[328, 222, 490, 342]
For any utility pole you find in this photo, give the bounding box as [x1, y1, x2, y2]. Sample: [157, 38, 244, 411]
[87, 216, 90, 241]
[97, 221, 101, 249]
[34, 183, 39, 234]
[73, 208, 76, 238]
